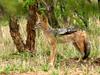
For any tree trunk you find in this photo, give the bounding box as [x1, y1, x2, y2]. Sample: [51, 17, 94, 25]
[25, 4, 37, 53]
[9, 16, 25, 52]
[44, 0, 60, 28]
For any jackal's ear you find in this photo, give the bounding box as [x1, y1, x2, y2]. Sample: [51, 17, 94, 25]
[36, 12, 42, 19]
[43, 15, 48, 23]
[36, 12, 40, 17]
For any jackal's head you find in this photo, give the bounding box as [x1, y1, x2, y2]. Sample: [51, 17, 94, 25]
[35, 12, 49, 29]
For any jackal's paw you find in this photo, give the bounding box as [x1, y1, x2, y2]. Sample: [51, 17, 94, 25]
[48, 63, 55, 69]
[49, 63, 54, 67]
[76, 58, 83, 62]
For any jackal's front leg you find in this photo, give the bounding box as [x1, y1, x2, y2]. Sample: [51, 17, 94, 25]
[49, 41, 56, 67]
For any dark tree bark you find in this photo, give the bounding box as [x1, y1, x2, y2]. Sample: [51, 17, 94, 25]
[25, 4, 37, 53]
[9, 16, 25, 52]
[43, 0, 60, 28]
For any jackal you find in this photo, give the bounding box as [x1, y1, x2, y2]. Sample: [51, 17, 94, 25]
[35, 13, 90, 66]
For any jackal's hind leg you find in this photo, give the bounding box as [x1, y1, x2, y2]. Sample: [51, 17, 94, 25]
[73, 41, 85, 61]
[73, 39, 90, 61]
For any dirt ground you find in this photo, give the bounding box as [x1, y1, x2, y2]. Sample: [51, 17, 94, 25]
[1, 57, 100, 75]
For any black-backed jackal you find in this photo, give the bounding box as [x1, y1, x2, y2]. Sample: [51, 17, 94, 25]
[35, 13, 90, 66]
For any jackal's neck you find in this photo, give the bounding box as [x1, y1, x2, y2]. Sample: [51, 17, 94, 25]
[42, 22, 53, 31]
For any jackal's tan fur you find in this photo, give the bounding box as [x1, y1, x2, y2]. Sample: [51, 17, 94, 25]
[35, 13, 90, 66]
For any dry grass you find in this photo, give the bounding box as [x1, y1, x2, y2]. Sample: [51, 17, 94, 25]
[0, 17, 100, 75]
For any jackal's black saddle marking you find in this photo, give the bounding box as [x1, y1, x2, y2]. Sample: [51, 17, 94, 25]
[54, 27, 77, 36]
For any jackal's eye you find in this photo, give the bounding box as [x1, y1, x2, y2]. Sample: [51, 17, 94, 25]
[38, 23, 41, 25]
[36, 22, 41, 27]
